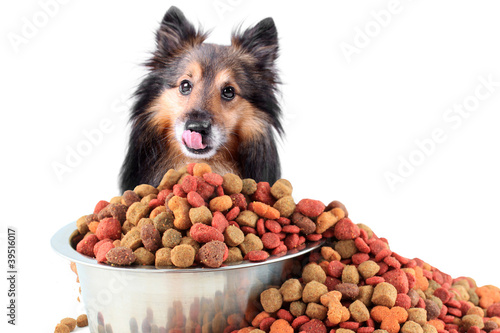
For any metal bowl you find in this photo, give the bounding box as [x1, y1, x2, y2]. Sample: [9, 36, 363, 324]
[51, 222, 323, 333]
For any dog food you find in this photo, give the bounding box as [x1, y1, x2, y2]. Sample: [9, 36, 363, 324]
[54, 314, 88, 332]
[233, 215, 500, 333]
[74, 163, 339, 268]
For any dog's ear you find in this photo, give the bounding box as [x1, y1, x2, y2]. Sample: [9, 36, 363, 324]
[151, 7, 206, 65]
[232, 18, 278, 69]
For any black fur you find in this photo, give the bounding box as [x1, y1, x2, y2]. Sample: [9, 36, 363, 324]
[120, 6, 282, 191]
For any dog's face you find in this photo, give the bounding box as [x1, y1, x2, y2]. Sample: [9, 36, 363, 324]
[120, 7, 282, 190]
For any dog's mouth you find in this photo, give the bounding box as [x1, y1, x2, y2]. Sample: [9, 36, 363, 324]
[181, 130, 211, 154]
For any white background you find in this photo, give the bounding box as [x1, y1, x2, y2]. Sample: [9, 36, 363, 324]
[1, 0, 500, 332]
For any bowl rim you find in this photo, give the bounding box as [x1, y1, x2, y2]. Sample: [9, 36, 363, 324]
[51, 222, 324, 273]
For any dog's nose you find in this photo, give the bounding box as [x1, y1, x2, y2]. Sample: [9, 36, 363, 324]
[185, 119, 211, 136]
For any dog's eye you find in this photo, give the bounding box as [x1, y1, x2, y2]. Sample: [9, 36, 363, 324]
[179, 80, 193, 95]
[221, 86, 236, 101]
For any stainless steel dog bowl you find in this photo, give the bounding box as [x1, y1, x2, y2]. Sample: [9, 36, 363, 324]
[52, 222, 323, 333]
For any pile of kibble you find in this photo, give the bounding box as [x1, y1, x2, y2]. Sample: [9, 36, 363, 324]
[54, 315, 87, 332]
[74, 163, 345, 268]
[70, 163, 500, 333]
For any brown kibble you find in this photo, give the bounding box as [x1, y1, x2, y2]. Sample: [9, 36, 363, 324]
[358, 260, 380, 279]
[193, 163, 212, 177]
[270, 179, 293, 199]
[155, 247, 173, 267]
[372, 282, 398, 307]
[349, 300, 370, 322]
[303, 280, 328, 303]
[209, 195, 233, 212]
[122, 190, 140, 206]
[189, 206, 213, 224]
[133, 247, 155, 265]
[273, 196, 296, 218]
[241, 178, 257, 195]
[260, 288, 283, 313]
[336, 283, 360, 299]
[226, 247, 243, 263]
[180, 236, 200, 252]
[54, 323, 70, 333]
[357, 285, 374, 307]
[120, 227, 142, 250]
[316, 210, 339, 234]
[342, 265, 360, 284]
[222, 173, 243, 194]
[236, 210, 259, 228]
[290, 301, 307, 317]
[401, 321, 424, 333]
[158, 169, 182, 190]
[76, 215, 89, 234]
[137, 217, 154, 229]
[170, 244, 195, 268]
[126, 202, 150, 225]
[306, 302, 328, 320]
[422, 324, 438, 333]
[357, 223, 374, 239]
[76, 314, 88, 327]
[335, 240, 358, 259]
[239, 233, 263, 256]
[109, 196, 122, 204]
[302, 263, 327, 284]
[162, 228, 182, 248]
[224, 225, 245, 247]
[407, 308, 427, 326]
[280, 279, 303, 302]
[168, 196, 191, 230]
[106, 247, 136, 266]
[134, 184, 159, 198]
[291, 212, 316, 235]
[153, 211, 174, 234]
[321, 246, 341, 261]
[60, 317, 77, 331]
[461, 314, 484, 330]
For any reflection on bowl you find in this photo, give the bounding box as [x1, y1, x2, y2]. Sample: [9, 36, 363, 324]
[51, 222, 323, 333]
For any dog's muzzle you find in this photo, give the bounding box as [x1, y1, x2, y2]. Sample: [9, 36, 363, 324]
[181, 112, 212, 152]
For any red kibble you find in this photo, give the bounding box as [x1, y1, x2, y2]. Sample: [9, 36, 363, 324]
[202, 172, 223, 186]
[216, 185, 224, 197]
[225, 206, 240, 221]
[187, 191, 205, 208]
[277, 217, 291, 226]
[352, 253, 370, 265]
[416, 298, 426, 308]
[487, 303, 500, 317]
[339, 322, 360, 330]
[252, 182, 275, 206]
[354, 237, 371, 253]
[392, 252, 409, 265]
[395, 293, 411, 309]
[446, 299, 461, 309]
[173, 184, 187, 198]
[295, 199, 325, 218]
[282, 225, 300, 234]
[241, 226, 257, 235]
[262, 233, 281, 249]
[365, 276, 385, 285]
[248, 250, 269, 262]
[277, 309, 294, 323]
[383, 255, 401, 269]
[306, 234, 323, 241]
[190, 223, 224, 243]
[230, 193, 247, 211]
[76, 234, 99, 257]
[358, 328, 375, 333]
[284, 233, 300, 249]
[404, 259, 417, 268]
[326, 261, 345, 278]
[93, 238, 112, 256]
[300, 319, 326, 333]
[157, 189, 172, 202]
[96, 218, 121, 241]
[265, 220, 282, 233]
[277, 232, 286, 240]
[422, 269, 433, 280]
[271, 243, 287, 256]
[257, 218, 266, 236]
[322, 228, 335, 238]
[292, 316, 310, 330]
[375, 248, 392, 262]
[96, 242, 115, 263]
[447, 307, 462, 317]
[228, 221, 240, 228]
[434, 287, 452, 303]
[148, 198, 163, 210]
[468, 327, 481, 333]
[333, 218, 360, 240]
[94, 200, 109, 214]
[406, 272, 416, 289]
[212, 211, 229, 233]
[298, 236, 306, 246]
[196, 178, 215, 200]
[439, 305, 448, 319]
[259, 317, 276, 332]
[181, 174, 198, 193]
[370, 239, 389, 255]
[377, 262, 389, 275]
[186, 163, 196, 175]
[383, 269, 409, 294]
[325, 276, 341, 291]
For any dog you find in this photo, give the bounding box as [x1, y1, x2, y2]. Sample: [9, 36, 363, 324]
[120, 6, 283, 192]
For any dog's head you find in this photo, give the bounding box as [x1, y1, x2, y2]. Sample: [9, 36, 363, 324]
[121, 7, 282, 190]
[148, 6, 281, 159]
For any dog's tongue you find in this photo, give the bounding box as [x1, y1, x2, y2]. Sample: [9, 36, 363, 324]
[182, 130, 207, 150]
